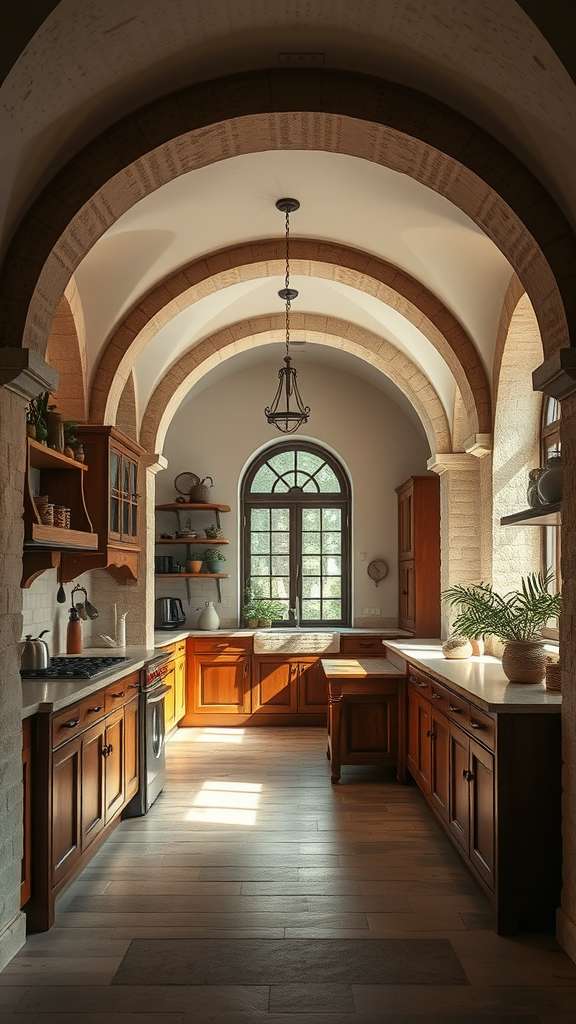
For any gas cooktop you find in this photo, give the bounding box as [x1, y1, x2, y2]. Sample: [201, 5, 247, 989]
[20, 656, 129, 680]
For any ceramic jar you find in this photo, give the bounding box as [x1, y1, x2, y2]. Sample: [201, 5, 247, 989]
[198, 601, 220, 630]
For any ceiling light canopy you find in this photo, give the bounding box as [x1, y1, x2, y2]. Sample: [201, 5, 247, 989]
[264, 198, 310, 434]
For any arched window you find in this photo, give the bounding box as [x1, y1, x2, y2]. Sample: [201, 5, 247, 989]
[241, 442, 351, 626]
[541, 395, 561, 639]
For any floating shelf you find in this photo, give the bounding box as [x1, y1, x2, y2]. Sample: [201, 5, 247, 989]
[27, 523, 99, 550]
[28, 439, 88, 472]
[155, 502, 231, 512]
[155, 537, 229, 544]
[500, 503, 561, 527]
[155, 573, 230, 579]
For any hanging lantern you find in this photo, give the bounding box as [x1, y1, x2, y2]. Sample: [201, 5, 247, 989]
[265, 198, 310, 434]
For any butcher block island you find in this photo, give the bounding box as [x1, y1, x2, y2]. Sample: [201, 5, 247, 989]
[383, 639, 562, 936]
[321, 658, 405, 784]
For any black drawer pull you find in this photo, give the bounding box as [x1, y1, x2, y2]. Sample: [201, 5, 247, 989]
[111, 690, 125, 698]
[426, 729, 436, 740]
[128, 683, 140, 690]
[418, 680, 428, 688]
[61, 718, 80, 729]
[463, 769, 475, 782]
[449, 705, 461, 712]
[87, 706, 103, 714]
[359, 641, 375, 648]
[469, 719, 483, 729]
[409, 675, 419, 684]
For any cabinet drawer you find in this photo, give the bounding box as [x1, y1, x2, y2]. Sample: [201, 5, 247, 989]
[341, 635, 382, 654]
[174, 639, 187, 657]
[52, 704, 83, 748]
[194, 637, 252, 654]
[467, 705, 495, 751]
[79, 691, 107, 729]
[104, 672, 141, 712]
[407, 665, 433, 695]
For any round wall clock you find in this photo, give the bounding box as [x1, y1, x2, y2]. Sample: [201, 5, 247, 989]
[367, 559, 388, 587]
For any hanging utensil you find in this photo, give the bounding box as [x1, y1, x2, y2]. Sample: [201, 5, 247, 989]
[84, 598, 99, 620]
[75, 601, 88, 620]
[56, 581, 66, 603]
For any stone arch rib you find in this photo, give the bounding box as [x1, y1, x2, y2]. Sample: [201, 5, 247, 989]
[0, 70, 572, 366]
[89, 240, 489, 436]
[138, 312, 452, 457]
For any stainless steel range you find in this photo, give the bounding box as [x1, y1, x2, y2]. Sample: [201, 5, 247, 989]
[123, 652, 171, 817]
[20, 656, 129, 679]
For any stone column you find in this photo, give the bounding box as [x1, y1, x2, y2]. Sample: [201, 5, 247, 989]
[534, 350, 576, 964]
[0, 352, 58, 969]
[428, 450, 488, 637]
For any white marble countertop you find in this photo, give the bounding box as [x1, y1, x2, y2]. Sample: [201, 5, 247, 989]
[383, 639, 562, 714]
[21, 645, 158, 719]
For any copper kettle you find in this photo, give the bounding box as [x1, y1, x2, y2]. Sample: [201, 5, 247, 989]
[20, 630, 50, 671]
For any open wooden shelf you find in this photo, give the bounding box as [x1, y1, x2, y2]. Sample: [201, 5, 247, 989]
[27, 523, 98, 549]
[155, 537, 229, 544]
[156, 502, 231, 512]
[155, 572, 230, 579]
[28, 439, 87, 472]
[500, 503, 561, 527]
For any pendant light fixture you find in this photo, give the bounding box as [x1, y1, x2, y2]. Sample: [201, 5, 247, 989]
[264, 198, 310, 433]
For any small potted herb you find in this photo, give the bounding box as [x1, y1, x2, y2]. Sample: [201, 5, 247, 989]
[203, 548, 226, 573]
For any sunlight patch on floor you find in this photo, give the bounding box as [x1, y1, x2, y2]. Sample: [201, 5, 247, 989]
[185, 778, 262, 825]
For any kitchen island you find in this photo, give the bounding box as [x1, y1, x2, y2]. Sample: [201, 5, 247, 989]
[383, 638, 562, 935]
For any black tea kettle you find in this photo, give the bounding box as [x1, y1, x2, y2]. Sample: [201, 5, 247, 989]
[155, 597, 186, 629]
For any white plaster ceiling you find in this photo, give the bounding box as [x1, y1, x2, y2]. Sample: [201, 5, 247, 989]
[73, 150, 512, 418]
[1, 0, 575, 259]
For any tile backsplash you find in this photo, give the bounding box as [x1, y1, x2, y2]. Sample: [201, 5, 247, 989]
[21, 569, 99, 656]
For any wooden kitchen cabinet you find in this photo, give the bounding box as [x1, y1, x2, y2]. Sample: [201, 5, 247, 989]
[60, 425, 145, 584]
[160, 639, 187, 733]
[252, 658, 297, 713]
[163, 663, 177, 733]
[193, 654, 251, 714]
[398, 654, 559, 934]
[26, 671, 142, 932]
[396, 476, 440, 636]
[174, 655, 186, 722]
[21, 719, 32, 908]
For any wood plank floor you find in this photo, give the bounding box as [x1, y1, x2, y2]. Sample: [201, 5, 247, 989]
[2, 726, 576, 1022]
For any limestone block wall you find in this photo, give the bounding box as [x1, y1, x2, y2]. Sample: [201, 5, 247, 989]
[0, 388, 27, 969]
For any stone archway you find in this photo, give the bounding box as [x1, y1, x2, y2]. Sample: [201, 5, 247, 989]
[138, 312, 452, 457]
[45, 282, 87, 421]
[89, 240, 490, 437]
[0, 70, 572, 368]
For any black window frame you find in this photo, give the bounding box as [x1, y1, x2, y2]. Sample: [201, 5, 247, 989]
[241, 441, 351, 627]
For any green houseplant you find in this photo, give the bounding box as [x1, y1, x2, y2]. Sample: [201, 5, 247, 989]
[243, 580, 285, 626]
[203, 548, 226, 573]
[442, 571, 561, 683]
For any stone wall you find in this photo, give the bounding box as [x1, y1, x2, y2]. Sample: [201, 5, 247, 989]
[0, 388, 26, 969]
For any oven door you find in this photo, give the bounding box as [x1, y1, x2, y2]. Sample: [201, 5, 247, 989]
[145, 681, 171, 810]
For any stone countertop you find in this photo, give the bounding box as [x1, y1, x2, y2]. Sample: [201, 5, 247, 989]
[154, 628, 412, 646]
[383, 639, 562, 714]
[21, 645, 158, 719]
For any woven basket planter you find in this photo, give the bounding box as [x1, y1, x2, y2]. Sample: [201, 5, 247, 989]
[501, 640, 547, 684]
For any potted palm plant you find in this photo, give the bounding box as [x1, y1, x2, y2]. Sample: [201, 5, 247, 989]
[442, 571, 561, 683]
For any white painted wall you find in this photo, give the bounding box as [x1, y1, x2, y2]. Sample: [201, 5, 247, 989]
[156, 361, 431, 627]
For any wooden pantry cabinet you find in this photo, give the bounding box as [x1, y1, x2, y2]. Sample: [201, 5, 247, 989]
[396, 476, 440, 636]
[25, 671, 141, 932]
[403, 661, 560, 934]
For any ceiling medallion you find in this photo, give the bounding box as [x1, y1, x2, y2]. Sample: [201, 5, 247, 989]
[264, 198, 310, 434]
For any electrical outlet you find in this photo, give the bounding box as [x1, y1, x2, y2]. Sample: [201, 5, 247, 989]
[359, 551, 366, 561]
[362, 607, 381, 616]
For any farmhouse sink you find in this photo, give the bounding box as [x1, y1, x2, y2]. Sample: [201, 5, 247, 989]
[253, 631, 340, 654]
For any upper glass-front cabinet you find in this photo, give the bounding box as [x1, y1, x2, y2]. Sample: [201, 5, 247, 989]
[110, 448, 139, 543]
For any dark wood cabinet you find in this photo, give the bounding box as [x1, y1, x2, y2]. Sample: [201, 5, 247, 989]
[52, 735, 82, 888]
[80, 720, 106, 852]
[399, 655, 560, 934]
[396, 476, 440, 636]
[60, 425, 144, 583]
[26, 671, 141, 932]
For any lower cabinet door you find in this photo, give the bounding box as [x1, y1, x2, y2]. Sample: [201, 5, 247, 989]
[194, 655, 251, 713]
[407, 687, 431, 796]
[80, 720, 106, 851]
[297, 658, 328, 713]
[175, 655, 186, 722]
[52, 736, 82, 887]
[470, 739, 495, 890]
[104, 708, 125, 822]
[124, 696, 139, 802]
[251, 658, 298, 713]
[430, 707, 450, 821]
[449, 723, 470, 853]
